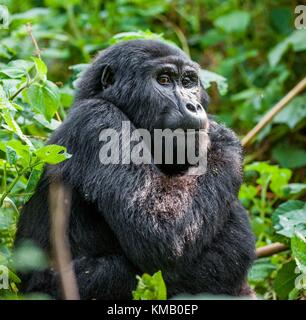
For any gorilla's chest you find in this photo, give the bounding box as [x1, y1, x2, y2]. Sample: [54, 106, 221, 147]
[132, 174, 198, 217]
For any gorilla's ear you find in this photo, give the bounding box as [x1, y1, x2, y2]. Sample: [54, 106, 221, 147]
[101, 64, 115, 90]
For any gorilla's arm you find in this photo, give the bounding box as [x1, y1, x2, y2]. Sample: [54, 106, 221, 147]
[16, 176, 138, 299]
[49, 99, 245, 275]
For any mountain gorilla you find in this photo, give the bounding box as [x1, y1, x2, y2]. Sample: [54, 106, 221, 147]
[15, 40, 255, 299]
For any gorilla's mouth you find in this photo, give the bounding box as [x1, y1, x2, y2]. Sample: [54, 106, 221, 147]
[151, 129, 210, 176]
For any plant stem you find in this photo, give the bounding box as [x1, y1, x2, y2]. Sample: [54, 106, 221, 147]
[1, 160, 7, 193]
[26, 23, 42, 59]
[0, 170, 24, 207]
[0, 161, 43, 207]
[260, 176, 271, 219]
[242, 77, 306, 147]
[9, 79, 31, 101]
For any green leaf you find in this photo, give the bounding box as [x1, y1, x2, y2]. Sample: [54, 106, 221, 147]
[1, 79, 25, 98]
[8, 269, 21, 284]
[200, 29, 226, 48]
[0, 206, 17, 230]
[0, 68, 26, 79]
[6, 146, 17, 165]
[239, 184, 258, 200]
[110, 30, 166, 44]
[132, 271, 167, 300]
[272, 200, 306, 238]
[200, 69, 228, 95]
[270, 7, 293, 35]
[288, 287, 301, 300]
[0, 60, 34, 78]
[35, 144, 72, 164]
[214, 11, 251, 34]
[33, 114, 61, 130]
[23, 81, 60, 121]
[245, 162, 292, 197]
[273, 95, 306, 129]
[251, 217, 267, 238]
[1, 109, 33, 147]
[32, 57, 48, 82]
[248, 258, 276, 283]
[272, 144, 306, 169]
[283, 183, 306, 196]
[274, 260, 297, 300]
[268, 30, 306, 67]
[291, 233, 306, 272]
[269, 168, 292, 197]
[0, 140, 31, 169]
[11, 8, 50, 20]
[24, 169, 43, 202]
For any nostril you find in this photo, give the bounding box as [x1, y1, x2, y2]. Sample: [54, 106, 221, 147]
[196, 104, 203, 111]
[186, 103, 197, 113]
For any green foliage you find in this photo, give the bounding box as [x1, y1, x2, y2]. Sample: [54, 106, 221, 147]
[214, 11, 251, 34]
[241, 162, 305, 299]
[274, 260, 297, 300]
[133, 271, 167, 300]
[0, 0, 305, 300]
[0, 42, 71, 298]
[272, 201, 306, 238]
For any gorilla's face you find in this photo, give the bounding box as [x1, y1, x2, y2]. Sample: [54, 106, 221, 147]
[140, 55, 208, 133]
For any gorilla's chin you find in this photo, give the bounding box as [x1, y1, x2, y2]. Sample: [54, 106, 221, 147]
[156, 163, 193, 176]
[152, 129, 206, 177]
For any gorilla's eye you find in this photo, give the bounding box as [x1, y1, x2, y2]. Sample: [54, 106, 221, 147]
[157, 74, 171, 85]
[182, 75, 197, 88]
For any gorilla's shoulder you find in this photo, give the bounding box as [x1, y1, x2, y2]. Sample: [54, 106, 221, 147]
[69, 98, 128, 122]
[208, 119, 242, 154]
[49, 98, 128, 146]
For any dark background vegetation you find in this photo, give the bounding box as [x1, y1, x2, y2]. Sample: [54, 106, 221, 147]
[0, 0, 305, 300]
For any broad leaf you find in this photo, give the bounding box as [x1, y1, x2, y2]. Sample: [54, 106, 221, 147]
[272, 144, 306, 169]
[1, 109, 33, 147]
[248, 259, 276, 283]
[133, 271, 167, 300]
[272, 200, 306, 238]
[214, 11, 251, 34]
[291, 233, 306, 272]
[23, 81, 60, 121]
[273, 95, 306, 129]
[274, 260, 297, 300]
[35, 144, 71, 164]
[269, 30, 306, 67]
[200, 69, 228, 95]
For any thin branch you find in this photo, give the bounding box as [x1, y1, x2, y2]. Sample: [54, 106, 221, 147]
[9, 77, 32, 100]
[0, 167, 28, 207]
[242, 77, 306, 147]
[26, 23, 42, 59]
[55, 112, 62, 122]
[256, 242, 288, 258]
[49, 182, 80, 300]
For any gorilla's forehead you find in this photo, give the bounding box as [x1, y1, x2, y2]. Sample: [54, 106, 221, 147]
[145, 55, 199, 73]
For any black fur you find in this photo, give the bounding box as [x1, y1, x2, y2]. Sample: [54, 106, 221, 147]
[15, 40, 255, 299]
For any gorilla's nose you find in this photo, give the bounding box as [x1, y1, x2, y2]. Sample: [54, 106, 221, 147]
[183, 103, 208, 130]
[186, 103, 202, 113]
